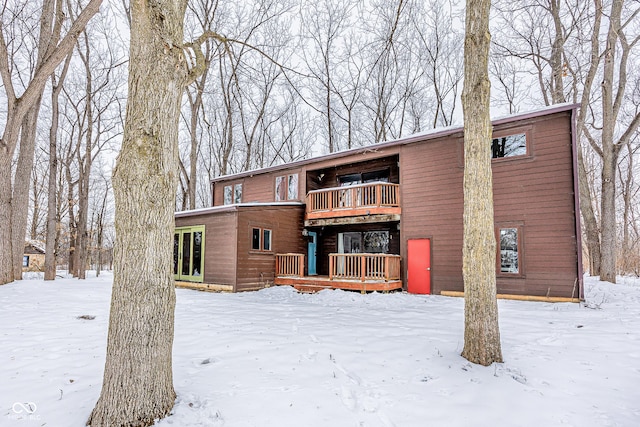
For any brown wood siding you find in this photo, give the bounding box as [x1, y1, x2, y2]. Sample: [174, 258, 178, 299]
[235, 205, 305, 291]
[176, 212, 238, 287]
[400, 111, 578, 298]
[212, 169, 304, 207]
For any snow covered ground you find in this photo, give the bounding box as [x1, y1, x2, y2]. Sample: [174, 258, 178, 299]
[1, 273, 639, 427]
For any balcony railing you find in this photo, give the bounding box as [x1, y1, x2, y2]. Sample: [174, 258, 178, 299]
[275, 253, 305, 277]
[328, 253, 401, 282]
[306, 182, 400, 220]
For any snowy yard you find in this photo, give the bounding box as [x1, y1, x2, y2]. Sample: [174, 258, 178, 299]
[2, 273, 639, 427]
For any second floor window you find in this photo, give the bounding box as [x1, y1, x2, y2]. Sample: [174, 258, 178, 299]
[275, 173, 298, 201]
[491, 133, 527, 158]
[223, 183, 243, 205]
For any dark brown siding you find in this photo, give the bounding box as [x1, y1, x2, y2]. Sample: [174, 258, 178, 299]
[235, 205, 305, 291]
[400, 133, 465, 293]
[491, 114, 579, 297]
[212, 168, 304, 207]
[400, 111, 579, 297]
[176, 212, 238, 287]
[203, 107, 580, 297]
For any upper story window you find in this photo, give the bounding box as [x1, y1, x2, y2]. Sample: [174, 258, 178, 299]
[223, 183, 243, 205]
[491, 133, 527, 159]
[275, 173, 298, 201]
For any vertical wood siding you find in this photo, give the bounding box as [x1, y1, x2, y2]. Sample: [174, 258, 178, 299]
[400, 111, 578, 297]
[176, 212, 238, 287]
[234, 206, 305, 291]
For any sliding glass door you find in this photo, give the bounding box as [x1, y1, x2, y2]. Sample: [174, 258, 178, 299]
[174, 226, 205, 282]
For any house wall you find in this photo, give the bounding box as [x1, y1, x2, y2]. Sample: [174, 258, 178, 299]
[22, 253, 45, 272]
[175, 211, 238, 287]
[212, 168, 304, 206]
[204, 107, 580, 297]
[400, 110, 579, 298]
[235, 205, 306, 291]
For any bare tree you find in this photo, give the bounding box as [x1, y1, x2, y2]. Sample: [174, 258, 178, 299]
[87, 0, 212, 423]
[44, 50, 72, 280]
[461, 0, 503, 366]
[0, 0, 103, 285]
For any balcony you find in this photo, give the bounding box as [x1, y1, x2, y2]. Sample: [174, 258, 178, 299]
[305, 182, 401, 226]
[275, 253, 402, 293]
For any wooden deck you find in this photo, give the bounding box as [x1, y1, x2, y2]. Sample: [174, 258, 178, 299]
[305, 182, 401, 222]
[275, 275, 403, 293]
[275, 252, 403, 293]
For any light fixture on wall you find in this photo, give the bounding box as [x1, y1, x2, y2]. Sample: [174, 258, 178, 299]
[302, 229, 309, 237]
[318, 173, 325, 182]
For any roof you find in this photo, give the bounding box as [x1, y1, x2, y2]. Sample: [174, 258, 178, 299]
[175, 202, 305, 218]
[211, 103, 580, 183]
[25, 239, 46, 253]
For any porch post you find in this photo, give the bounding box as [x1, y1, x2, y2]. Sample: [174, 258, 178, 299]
[298, 254, 305, 277]
[329, 255, 334, 280]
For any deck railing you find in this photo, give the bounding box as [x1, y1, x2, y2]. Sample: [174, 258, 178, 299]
[328, 253, 401, 282]
[306, 182, 400, 216]
[275, 253, 305, 277]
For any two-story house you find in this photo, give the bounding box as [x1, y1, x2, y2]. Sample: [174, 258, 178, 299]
[174, 103, 583, 301]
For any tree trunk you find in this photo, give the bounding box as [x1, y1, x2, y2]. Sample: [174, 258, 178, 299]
[577, 146, 601, 275]
[44, 54, 72, 280]
[598, 0, 623, 284]
[87, 0, 188, 425]
[12, 105, 42, 279]
[0, 154, 13, 284]
[460, 0, 503, 366]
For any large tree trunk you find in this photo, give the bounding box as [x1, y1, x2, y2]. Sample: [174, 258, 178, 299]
[598, 0, 626, 284]
[87, 0, 188, 425]
[11, 103, 43, 279]
[44, 54, 72, 280]
[0, 155, 13, 284]
[460, 0, 503, 366]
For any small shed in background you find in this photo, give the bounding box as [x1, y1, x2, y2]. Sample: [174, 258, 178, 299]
[23, 240, 45, 272]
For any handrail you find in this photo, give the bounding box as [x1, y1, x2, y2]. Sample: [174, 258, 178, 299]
[275, 253, 305, 277]
[306, 182, 400, 214]
[328, 253, 401, 282]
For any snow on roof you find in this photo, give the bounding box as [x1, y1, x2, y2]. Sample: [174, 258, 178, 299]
[211, 103, 579, 183]
[25, 239, 46, 253]
[175, 202, 305, 218]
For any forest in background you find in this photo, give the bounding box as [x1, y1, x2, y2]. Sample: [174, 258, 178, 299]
[1, 0, 638, 281]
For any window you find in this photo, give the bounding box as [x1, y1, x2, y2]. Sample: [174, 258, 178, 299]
[223, 185, 232, 205]
[498, 227, 520, 274]
[23, 256, 29, 267]
[252, 228, 261, 250]
[275, 173, 298, 201]
[275, 176, 286, 201]
[251, 227, 272, 252]
[263, 229, 272, 251]
[223, 183, 243, 205]
[492, 133, 527, 158]
[288, 174, 298, 200]
[234, 183, 242, 203]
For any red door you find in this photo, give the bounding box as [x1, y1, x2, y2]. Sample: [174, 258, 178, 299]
[408, 239, 431, 294]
